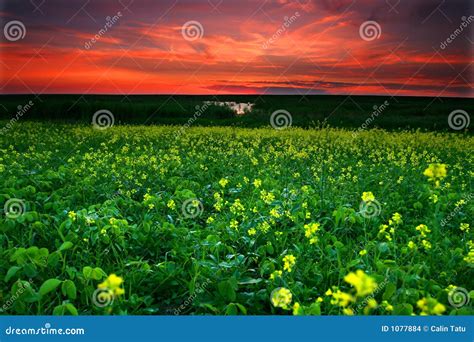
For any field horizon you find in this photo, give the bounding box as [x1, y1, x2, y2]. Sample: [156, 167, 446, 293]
[1, 94, 473, 132]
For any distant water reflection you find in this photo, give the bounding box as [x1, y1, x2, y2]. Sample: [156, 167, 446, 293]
[204, 101, 254, 115]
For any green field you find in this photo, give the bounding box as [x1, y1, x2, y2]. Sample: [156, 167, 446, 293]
[0, 123, 472, 315]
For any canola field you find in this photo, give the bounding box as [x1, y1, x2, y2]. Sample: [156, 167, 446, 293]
[0, 123, 472, 315]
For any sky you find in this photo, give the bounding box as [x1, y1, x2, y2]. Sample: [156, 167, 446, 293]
[0, 0, 473, 97]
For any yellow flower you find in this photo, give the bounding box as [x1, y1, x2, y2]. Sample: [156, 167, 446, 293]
[460, 223, 470, 232]
[407, 241, 416, 249]
[344, 270, 377, 297]
[167, 199, 176, 210]
[252, 179, 262, 188]
[271, 287, 292, 309]
[260, 190, 275, 204]
[292, 302, 301, 315]
[415, 224, 431, 238]
[269, 207, 281, 218]
[359, 249, 367, 256]
[247, 228, 256, 236]
[361, 192, 375, 203]
[98, 274, 125, 297]
[382, 300, 393, 311]
[366, 298, 377, 309]
[283, 254, 296, 272]
[391, 212, 402, 225]
[342, 308, 354, 315]
[219, 178, 229, 188]
[68, 211, 76, 220]
[423, 163, 447, 182]
[330, 289, 354, 307]
[421, 239, 432, 250]
[417, 297, 445, 315]
[304, 222, 320, 238]
[270, 270, 282, 280]
[230, 219, 239, 229]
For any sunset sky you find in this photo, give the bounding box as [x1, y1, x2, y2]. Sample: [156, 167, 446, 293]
[0, 0, 472, 97]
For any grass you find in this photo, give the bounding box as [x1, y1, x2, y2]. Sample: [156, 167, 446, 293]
[0, 123, 472, 315]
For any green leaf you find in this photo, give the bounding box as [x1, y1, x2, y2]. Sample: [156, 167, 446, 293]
[65, 303, 78, 316]
[378, 242, 389, 253]
[53, 304, 66, 316]
[383, 283, 397, 300]
[39, 278, 62, 296]
[83, 266, 93, 279]
[218, 280, 236, 301]
[61, 280, 77, 299]
[59, 241, 73, 252]
[225, 303, 238, 315]
[92, 267, 106, 280]
[4, 266, 21, 283]
[393, 303, 413, 315]
[235, 303, 247, 315]
[238, 278, 262, 285]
